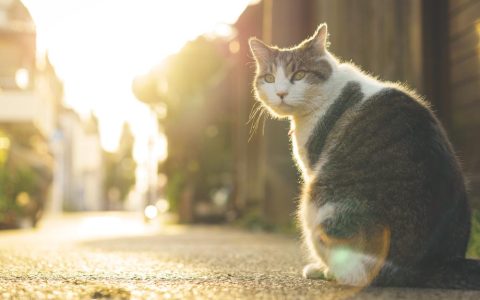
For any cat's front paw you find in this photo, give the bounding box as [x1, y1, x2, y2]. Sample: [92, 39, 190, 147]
[302, 263, 334, 281]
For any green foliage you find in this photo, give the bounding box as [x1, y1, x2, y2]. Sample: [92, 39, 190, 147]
[134, 36, 232, 220]
[0, 127, 53, 227]
[104, 154, 136, 202]
[0, 164, 39, 227]
[467, 209, 480, 258]
[165, 171, 184, 212]
[103, 123, 136, 205]
[235, 208, 275, 232]
[12, 166, 36, 197]
[234, 207, 299, 235]
[163, 37, 225, 101]
[132, 36, 225, 108]
[0, 166, 15, 220]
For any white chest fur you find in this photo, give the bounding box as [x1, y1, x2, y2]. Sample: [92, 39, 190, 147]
[291, 114, 320, 181]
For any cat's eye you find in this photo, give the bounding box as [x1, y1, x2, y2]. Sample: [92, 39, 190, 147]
[264, 74, 275, 83]
[293, 71, 306, 81]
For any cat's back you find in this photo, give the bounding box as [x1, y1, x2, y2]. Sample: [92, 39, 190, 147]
[319, 82, 458, 184]
[309, 82, 471, 266]
[310, 82, 459, 201]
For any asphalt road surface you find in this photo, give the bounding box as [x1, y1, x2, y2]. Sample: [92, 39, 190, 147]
[1, 212, 479, 299]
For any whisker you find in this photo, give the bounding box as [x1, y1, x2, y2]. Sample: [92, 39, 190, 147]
[249, 105, 266, 142]
[261, 110, 268, 136]
[248, 104, 265, 141]
[254, 108, 265, 136]
[248, 107, 260, 141]
[247, 102, 262, 125]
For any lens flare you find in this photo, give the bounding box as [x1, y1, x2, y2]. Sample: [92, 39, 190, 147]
[15, 68, 30, 89]
[144, 205, 158, 220]
[314, 225, 391, 295]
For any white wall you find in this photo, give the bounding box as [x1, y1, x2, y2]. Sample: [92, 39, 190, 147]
[58, 112, 104, 211]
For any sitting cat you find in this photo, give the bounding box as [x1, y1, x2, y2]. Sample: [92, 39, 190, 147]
[249, 23, 480, 289]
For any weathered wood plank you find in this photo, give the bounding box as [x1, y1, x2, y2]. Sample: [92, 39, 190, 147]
[422, 0, 451, 124]
[452, 97, 480, 116]
[452, 102, 480, 128]
[450, 0, 480, 38]
[451, 79, 480, 108]
[450, 0, 477, 14]
[406, 0, 424, 89]
[450, 54, 480, 84]
[450, 27, 480, 63]
[309, 0, 421, 89]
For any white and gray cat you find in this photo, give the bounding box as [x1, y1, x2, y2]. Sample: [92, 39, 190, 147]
[249, 23, 480, 289]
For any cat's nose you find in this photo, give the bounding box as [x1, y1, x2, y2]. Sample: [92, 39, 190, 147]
[276, 91, 288, 99]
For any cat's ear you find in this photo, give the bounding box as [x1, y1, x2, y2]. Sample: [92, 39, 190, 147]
[308, 23, 329, 52]
[249, 38, 273, 63]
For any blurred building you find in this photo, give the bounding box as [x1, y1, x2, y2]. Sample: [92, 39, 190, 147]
[0, 0, 105, 224]
[52, 110, 104, 211]
[0, 0, 59, 143]
[0, 0, 62, 227]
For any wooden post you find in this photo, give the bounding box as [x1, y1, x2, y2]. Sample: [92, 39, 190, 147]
[254, 0, 272, 218]
[422, 0, 451, 132]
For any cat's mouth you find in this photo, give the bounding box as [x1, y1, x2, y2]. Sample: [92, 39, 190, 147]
[277, 101, 294, 109]
[261, 99, 296, 117]
[269, 101, 295, 116]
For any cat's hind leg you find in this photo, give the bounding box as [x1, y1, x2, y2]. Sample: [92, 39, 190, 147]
[313, 222, 391, 287]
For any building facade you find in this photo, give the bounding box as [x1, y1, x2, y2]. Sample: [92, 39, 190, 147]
[52, 110, 104, 211]
[0, 0, 61, 227]
[0, 0, 105, 224]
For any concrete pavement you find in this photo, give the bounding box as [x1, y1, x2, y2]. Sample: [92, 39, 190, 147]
[0, 212, 479, 299]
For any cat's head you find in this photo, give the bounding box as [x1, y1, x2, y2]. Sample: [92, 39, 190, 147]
[249, 23, 335, 118]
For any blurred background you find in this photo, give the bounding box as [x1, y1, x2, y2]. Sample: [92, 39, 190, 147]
[0, 0, 478, 245]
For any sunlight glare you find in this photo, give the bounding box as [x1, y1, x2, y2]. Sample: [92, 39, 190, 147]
[15, 68, 30, 89]
[144, 205, 158, 220]
[156, 199, 170, 213]
[22, 0, 254, 154]
[78, 215, 148, 237]
[20, 0, 254, 202]
[476, 19, 480, 58]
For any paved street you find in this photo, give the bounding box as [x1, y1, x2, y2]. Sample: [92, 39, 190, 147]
[0, 213, 479, 299]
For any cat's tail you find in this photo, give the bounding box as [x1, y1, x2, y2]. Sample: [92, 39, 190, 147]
[373, 258, 480, 290]
[420, 258, 480, 290]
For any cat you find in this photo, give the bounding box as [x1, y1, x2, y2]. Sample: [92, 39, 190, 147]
[248, 23, 480, 289]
